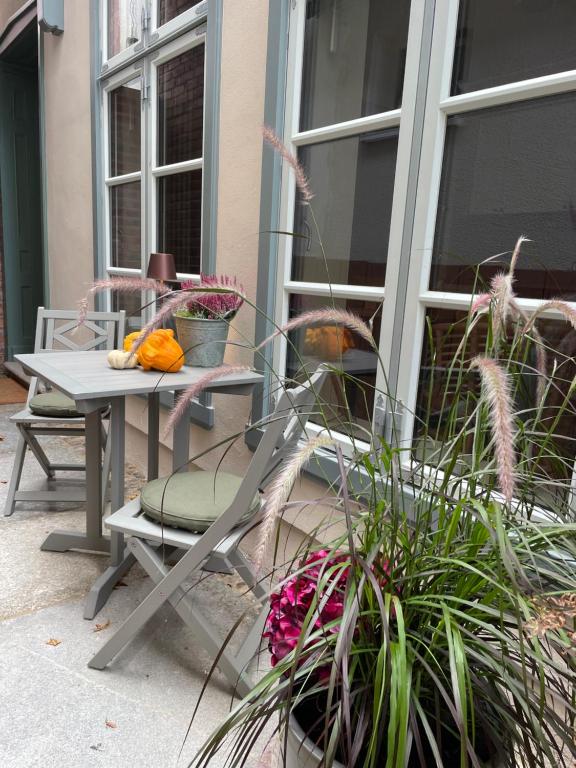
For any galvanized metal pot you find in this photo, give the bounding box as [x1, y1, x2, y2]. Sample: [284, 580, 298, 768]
[174, 315, 229, 367]
[284, 715, 344, 768]
[283, 714, 503, 768]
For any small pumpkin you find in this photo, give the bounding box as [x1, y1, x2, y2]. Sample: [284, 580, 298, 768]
[123, 331, 142, 352]
[107, 349, 138, 369]
[304, 325, 354, 361]
[125, 328, 184, 372]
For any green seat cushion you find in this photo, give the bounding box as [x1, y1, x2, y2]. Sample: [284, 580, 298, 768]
[141, 471, 261, 533]
[29, 391, 81, 418]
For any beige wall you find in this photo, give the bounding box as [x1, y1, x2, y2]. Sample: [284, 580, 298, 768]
[0, 0, 30, 32]
[43, 1, 94, 310]
[126, 0, 270, 478]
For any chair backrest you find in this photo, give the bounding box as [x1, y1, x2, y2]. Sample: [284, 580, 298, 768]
[34, 307, 126, 353]
[228, 366, 328, 519]
[27, 307, 126, 403]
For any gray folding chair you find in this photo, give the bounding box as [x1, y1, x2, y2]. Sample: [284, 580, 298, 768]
[4, 307, 126, 516]
[88, 368, 327, 697]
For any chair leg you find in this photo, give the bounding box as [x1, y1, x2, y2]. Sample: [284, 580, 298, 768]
[91, 537, 255, 696]
[21, 428, 54, 479]
[3, 433, 27, 516]
[227, 549, 268, 600]
[101, 423, 112, 505]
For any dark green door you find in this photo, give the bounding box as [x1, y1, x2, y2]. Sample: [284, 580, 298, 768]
[0, 63, 44, 357]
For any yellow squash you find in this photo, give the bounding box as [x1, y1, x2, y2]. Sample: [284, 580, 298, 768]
[124, 329, 185, 372]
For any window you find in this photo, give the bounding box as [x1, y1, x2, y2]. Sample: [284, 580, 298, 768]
[99, 1, 211, 330]
[274, 0, 413, 440]
[267, 0, 576, 483]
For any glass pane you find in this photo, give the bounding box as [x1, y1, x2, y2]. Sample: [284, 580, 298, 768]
[109, 79, 141, 177]
[157, 44, 204, 166]
[430, 94, 576, 300]
[108, 0, 143, 59]
[286, 294, 382, 439]
[158, 0, 202, 26]
[300, 0, 410, 132]
[452, 0, 576, 96]
[157, 171, 202, 274]
[414, 309, 576, 496]
[111, 277, 143, 332]
[292, 130, 398, 287]
[110, 182, 141, 269]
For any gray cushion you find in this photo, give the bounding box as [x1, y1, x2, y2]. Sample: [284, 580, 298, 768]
[141, 471, 261, 533]
[29, 390, 81, 418]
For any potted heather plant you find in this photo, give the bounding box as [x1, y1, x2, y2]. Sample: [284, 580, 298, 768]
[173, 274, 244, 367]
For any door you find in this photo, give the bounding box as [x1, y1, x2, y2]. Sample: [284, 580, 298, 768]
[0, 63, 44, 357]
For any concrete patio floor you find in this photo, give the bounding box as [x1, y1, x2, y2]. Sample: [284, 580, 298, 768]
[0, 404, 269, 768]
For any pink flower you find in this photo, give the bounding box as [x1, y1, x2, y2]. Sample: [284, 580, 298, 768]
[264, 550, 351, 672]
[180, 274, 244, 319]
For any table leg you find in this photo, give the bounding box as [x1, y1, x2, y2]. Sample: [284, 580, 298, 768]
[41, 409, 110, 554]
[84, 398, 136, 620]
[172, 394, 190, 473]
[147, 392, 160, 481]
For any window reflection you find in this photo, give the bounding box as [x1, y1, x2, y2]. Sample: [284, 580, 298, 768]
[286, 295, 382, 439]
[157, 171, 202, 274]
[110, 182, 141, 269]
[157, 44, 204, 166]
[300, 0, 410, 132]
[109, 80, 141, 177]
[414, 308, 576, 497]
[292, 130, 398, 287]
[430, 94, 576, 300]
[452, 0, 576, 96]
[108, 0, 142, 58]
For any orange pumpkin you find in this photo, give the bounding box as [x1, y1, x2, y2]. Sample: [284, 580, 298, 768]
[304, 325, 354, 361]
[124, 329, 185, 372]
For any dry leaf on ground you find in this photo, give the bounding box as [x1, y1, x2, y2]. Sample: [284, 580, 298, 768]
[105, 720, 117, 729]
[46, 638, 61, 646]
[93, 619, 111, 632]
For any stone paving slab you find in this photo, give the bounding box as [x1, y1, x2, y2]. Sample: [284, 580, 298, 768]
[0, 405, 269, 767]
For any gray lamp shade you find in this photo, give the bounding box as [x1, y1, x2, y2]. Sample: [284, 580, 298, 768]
[147, 253, 177, 281]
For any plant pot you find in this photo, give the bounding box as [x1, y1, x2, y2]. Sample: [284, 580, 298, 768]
[284, 715, 344, 768]
[284, 714, 504, 768]
[174, 315, 229, 367]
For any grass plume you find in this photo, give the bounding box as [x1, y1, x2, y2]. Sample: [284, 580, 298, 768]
[472, 356, 517, 504]
[254, 435, 336, 571]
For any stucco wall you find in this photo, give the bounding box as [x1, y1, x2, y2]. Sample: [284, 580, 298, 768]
[42, 1, 94, 309]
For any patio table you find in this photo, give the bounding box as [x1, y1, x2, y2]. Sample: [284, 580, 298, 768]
[16, 350, 263, 619]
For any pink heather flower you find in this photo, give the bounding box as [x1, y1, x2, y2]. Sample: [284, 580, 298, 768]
[179, 274, 244, 319]
[264, 550, 349, 672]
[264, 551, 393, 676]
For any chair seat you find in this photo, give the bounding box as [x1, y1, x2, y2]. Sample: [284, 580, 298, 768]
[29, 391, 81, 418]
[141, 471, 261, 533]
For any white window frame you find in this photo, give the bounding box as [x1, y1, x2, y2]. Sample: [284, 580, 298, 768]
[276, 0, 427, 444]
[103, 0, 207, 66]
[395, 0, 576, 450]
[149, 26, 206, 282]
[101, 24, 207, 319]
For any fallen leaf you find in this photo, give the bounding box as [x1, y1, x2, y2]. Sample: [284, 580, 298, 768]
[93, 619, 111, 632]
[105, 720, 117, 730]
[113, 581, 128, 589]
[46, 638, 61, 646]
[0, 480, 6, 484]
